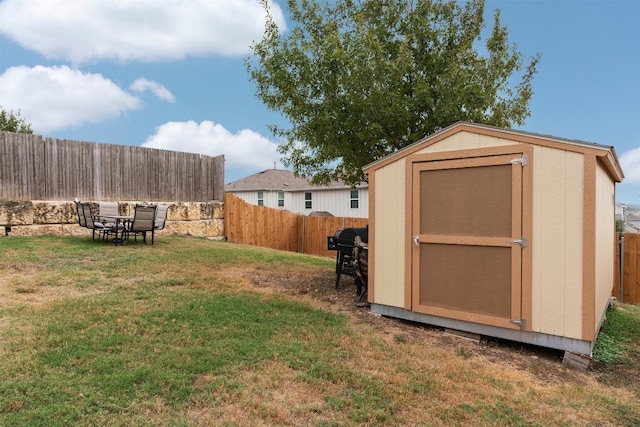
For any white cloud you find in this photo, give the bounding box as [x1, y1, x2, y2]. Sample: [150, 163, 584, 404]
[142, 120, 282, 173]
[130, 78, 175, 103]
[0, 0, 286, 64]
[0, 65, 141, 133]
[620, 146, 640, 183]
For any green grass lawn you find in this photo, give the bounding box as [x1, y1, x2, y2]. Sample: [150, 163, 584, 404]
[1, 236, 639, 426]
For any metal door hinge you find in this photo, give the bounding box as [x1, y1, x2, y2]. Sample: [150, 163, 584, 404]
[510, 318, 526, 329]
[510, 155, 528, 166]
[511, 237, 527, 248]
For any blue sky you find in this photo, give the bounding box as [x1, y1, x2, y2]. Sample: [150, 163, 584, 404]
[0, 0, 638, 204]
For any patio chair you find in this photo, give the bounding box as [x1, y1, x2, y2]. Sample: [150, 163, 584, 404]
[152, 205, 169, 244]
[98, 201, 119, 225]
[98, 201, 120, 239]
[75, 200, 87, 228]
[126, 204, 157, 244]
[81, 202, 109, 240]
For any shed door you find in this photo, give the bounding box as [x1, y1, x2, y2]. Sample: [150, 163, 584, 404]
[411, 154, 524, 330]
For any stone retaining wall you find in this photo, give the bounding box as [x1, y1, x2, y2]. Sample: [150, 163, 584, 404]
[0, 200, 225, 239]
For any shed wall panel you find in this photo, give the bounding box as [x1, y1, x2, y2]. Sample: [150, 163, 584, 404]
[531, 146, 584, 339]
[595, 162, 615, 330]
[372, 161, 406, 307]
[564, 152, 586, 339]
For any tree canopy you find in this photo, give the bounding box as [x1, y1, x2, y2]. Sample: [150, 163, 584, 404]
[247, 0, 540, 186]
[0, 107, 33, 134]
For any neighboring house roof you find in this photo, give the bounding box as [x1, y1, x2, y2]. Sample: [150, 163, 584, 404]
[624, 222, 640, 233]
[225, 169, 367, 192]
[627, 214, 640, 223]
[621, 211, 640, 233]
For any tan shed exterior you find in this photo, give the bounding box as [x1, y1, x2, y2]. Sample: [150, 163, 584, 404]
[363, 122, 624, 355]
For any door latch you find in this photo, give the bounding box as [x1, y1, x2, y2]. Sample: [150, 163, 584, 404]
[511, 237, 527, 248]
[509, 318, 526, 329]
[413, 236, 420, 247]
[510, 155, 528, 166]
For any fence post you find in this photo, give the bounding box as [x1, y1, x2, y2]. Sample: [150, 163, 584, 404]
[620, 234, 625, 303]
[301, 215, 306, 254]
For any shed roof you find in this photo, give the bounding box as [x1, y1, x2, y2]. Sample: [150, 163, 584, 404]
[363, 122, 624, 182]
[225, 169, 367, 192]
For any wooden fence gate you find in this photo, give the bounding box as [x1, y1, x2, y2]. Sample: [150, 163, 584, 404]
[614, 233, 640, 305]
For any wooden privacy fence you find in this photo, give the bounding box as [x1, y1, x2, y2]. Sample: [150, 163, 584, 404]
[0, 131, 224, 202]
[614, 233, 640, 305]
[224, 193, 368, 257]
[225, 199, 640, 299]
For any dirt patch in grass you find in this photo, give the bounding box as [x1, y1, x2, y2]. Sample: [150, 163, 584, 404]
[186, 360, 336, 426]
[237, 265, 627, 391]
[591, 359, 640, 394]
[0, 271, 107, 309]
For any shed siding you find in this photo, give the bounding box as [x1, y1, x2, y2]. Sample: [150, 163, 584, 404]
[372, 161, 406, 307]
[595, 162, 615, 331]
[531, 147, 584, 339]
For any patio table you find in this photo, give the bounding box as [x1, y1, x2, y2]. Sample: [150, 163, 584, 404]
[99, 215, 133, 245]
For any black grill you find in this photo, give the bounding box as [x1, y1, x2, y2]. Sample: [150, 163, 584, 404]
[327, 227, 368, 298]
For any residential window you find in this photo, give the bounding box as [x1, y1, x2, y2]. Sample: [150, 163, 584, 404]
[350, 190, 359, 209]
[257, 191, 264, 206]
[278, 191, 285, 207]
[305, 192, 312, 209]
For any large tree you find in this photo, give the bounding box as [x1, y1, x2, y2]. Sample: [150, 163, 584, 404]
[247, 0, 539, 186]
[0, 107, 33, 134]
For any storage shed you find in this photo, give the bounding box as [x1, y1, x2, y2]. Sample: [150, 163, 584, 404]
[363, 122, 624, 355]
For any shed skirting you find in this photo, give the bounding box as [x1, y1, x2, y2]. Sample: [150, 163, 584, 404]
[371, 303, 597, 356]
